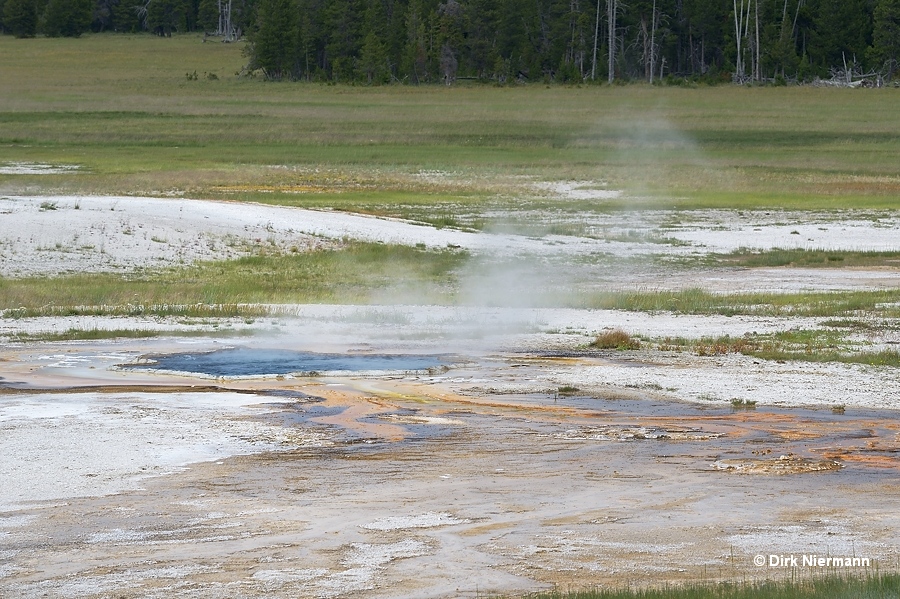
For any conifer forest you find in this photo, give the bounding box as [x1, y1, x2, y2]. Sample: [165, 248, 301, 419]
[1, 0, 898, 85]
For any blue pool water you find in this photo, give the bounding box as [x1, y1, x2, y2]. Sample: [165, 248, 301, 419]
[130, 348, 446, 377]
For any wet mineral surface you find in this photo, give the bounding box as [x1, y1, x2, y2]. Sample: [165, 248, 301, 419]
[1, 343, 899, 598]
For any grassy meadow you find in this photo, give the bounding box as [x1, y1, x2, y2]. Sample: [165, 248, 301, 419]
[3, 34, 900, 212]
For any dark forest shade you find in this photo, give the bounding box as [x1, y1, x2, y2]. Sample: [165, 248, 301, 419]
[246, 0, 885, 84]
[42, 0, 92, 37]
[1, 0, 896, 85]
[3, 0, 39, 37]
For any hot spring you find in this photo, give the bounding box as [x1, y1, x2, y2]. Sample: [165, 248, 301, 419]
[126, 348, 448, 377]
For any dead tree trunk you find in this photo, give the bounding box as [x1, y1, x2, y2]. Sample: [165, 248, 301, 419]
[215, 0, 237, 41]
[732, 0, 743, 81]
[641, 16, 650, 80]
[754, 0, 760, 81]
[592, 0, 601, 79]
[608, 0, 617, 83]
[649, 0, 657, 83]
[733, 0, 751, 82]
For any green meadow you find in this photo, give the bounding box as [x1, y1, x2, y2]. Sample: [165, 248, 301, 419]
[3, 34, 900, 212]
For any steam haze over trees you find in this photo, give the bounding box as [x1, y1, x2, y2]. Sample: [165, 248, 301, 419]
[1, 0, 898, 85]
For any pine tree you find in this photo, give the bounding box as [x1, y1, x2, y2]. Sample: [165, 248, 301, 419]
[249, 0, 298, 80]
[872, 0, 900, 78]
[324, 0, 361, 81]
[809, 0, 872, 75]
[42, 0, 92, 37]
[767, 10, 799, 78]
[294, 0, 315, 80]
[198, 0, 218, 31]
[3, 0, 37, 37]
[494, 0, 538, 79]
[358, 31, 390, 83]
[460, 0, 497, 78]
[147, 0, 186, 36]
[682, 0, 729, 77]
[402, 0, 429, 83]
[230, 0, 256, 34]
[436, 0, 464, 81]
[356, 0, 390, 84]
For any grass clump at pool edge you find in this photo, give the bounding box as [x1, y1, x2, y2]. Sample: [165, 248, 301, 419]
[590, 329, 642, 350]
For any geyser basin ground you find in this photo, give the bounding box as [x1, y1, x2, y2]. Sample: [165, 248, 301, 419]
[1, 196, 899, 597]
[2, 325, 900, 598]
[4, 195, 900, 294]
[126, 348, 448, 377]
[4, 60, 900, 597]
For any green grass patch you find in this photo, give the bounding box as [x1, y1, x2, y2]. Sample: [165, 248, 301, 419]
[712, 249, 900, 269]
[753, 348, 900, 367]
[1, 302, 270, 319]
[6, 328, 255, 342]
[729, 398, 757, 409]
[0, 243, 467, 316]
[820, 318, 877, 330]
[521, 573, 900, 598]
[674, 329, 900, 368]
[583, 288, 900, 318]
[15, 328, 164, 341]
[4, 269, 900, 318]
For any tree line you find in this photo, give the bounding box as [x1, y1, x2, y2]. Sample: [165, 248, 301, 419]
[3, 0, 900, 84]
[0, 0, 255, 37]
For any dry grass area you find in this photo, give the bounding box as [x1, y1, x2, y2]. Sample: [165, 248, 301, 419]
[590, 329, 642, 350]
[524, 575, 900, 599]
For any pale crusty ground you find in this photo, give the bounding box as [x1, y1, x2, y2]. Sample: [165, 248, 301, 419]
[2, 333, 899, 598]
[2, 195, 900, 293]
[1, 192, 900, 597]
